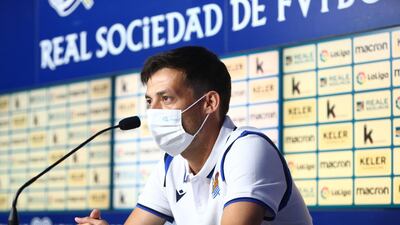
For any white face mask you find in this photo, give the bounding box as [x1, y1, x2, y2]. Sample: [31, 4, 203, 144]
[147, 95, 209, 156]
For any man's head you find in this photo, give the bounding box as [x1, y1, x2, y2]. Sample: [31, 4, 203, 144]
[141, 46, 231, 119]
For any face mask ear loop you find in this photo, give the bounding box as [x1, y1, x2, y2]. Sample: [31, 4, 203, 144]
[181, 94, 209, 136]
[193, 114, 210, 137]
[182, 95, 207, 114]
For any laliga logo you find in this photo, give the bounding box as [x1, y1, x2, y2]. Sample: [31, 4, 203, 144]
[356, 72, 366, 85]
[319, 50, 329, 62]
[49, 0, 94, 17]
[320, 186, 329, 199]
[396, 96, 400, 109]
[31, 217, 52, 225]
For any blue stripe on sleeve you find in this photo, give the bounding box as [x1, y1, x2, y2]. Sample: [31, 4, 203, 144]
[224, 197, 276, 221]
[220, 130, 293, 211]
[136, 203, 174, 223]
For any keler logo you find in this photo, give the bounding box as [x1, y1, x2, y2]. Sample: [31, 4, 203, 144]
[292, 77, 300, 95]
[48, 0, 94, 17]
[326, 100, 336, 119]
[364, 125, 373, 144]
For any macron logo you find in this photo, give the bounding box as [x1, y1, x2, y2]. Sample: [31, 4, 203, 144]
[176, 189, 186, 202]
[49, 0, 94, 17]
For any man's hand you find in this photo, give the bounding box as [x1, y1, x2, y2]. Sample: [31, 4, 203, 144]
[75, 207, 166, 225]
[75, 209, 109, 225]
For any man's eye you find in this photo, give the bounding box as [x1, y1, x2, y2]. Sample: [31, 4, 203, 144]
[145, 98, 151, 106]
[162, 96, 171, 102]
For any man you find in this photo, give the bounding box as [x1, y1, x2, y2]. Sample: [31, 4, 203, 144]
[75, 46, 312, 225]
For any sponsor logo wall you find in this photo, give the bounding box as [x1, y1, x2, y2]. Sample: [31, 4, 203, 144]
[1, 27, 400, 212]
[283, 27, 400, 206]
[222, 50, 280, 144]
[113, 73, 164, 209]
[0, 78, 112, 211]
[112, 49, 281, 209]
[0, 49, 280, 212]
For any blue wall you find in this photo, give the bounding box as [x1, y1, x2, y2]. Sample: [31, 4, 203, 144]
[0, 1, 399, 225]
[0, 0, 35, 92]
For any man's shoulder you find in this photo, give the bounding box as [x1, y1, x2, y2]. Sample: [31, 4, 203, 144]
[218, 126, 281, 178]
[225, 126, 276, 150]
[161, 153, 187, 171]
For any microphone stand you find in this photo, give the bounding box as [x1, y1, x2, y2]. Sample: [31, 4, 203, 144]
[8, 124, 119, 225]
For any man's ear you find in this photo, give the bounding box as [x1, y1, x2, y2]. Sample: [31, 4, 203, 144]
[204, 91, 220, 114]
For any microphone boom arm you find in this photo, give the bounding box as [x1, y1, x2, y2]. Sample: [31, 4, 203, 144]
[8, 124, 119, 225]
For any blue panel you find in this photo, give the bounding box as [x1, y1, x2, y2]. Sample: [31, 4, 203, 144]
[310, 209, 400, 225]
[0, 211, 129, 225]
[0, 0, 35, 93]
[0, 209, 399, 225]
[31, 0, 400, 90]
[1, 0, 400, 91]
[0, 1, 400, 224]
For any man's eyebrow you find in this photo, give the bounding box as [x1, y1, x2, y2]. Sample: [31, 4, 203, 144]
[156, 90, 168, 96]
[145, 90, 169, 99]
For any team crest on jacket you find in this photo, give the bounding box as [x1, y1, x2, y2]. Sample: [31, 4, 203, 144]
[211, 172, 220, 198]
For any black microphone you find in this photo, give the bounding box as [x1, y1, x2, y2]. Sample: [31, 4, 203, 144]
[119, 115, 141, 130]
[8, 116, 141, 225]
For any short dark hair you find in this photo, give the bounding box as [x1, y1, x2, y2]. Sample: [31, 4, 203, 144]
[141, 46, 231, 118]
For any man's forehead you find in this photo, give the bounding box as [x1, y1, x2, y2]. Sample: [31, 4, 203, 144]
[148, 68, 184, 84]
[145, 69, 191, 94]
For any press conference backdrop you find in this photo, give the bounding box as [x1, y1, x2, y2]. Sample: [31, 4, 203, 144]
[1, 0, 400, 224]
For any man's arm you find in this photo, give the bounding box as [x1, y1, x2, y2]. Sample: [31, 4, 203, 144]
[221, 133, 288, 225]
[221, 202, 266, 225]
[124, 208, 166, 225]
